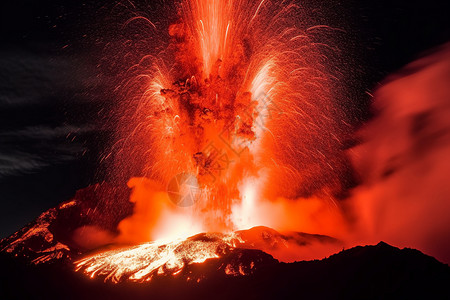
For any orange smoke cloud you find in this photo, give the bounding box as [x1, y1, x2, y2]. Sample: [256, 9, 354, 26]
[116, 177, 205, 243]
[231, 175, 348, 239]
[72, 226, 116, 250]
[348, 43, 450, 264]
[116, 178, 169, 243]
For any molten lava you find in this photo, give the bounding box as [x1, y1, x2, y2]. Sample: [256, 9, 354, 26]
[75, 227, 341, 282]
[76, 233, 236, 283]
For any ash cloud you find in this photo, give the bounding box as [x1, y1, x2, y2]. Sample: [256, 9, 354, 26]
[0, 49, 106, 237]
[348, 43, 450, 264]
[0, 125, 90, 179]
[0, 51, 87, 106]
[0, 51, 101, 179]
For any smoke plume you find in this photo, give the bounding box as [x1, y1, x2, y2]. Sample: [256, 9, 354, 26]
[349, 43, 450, 264]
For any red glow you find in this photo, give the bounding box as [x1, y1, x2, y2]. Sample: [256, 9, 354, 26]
[348, 44, 450, 264]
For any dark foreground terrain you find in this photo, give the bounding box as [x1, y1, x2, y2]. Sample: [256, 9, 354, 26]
[1, 241, 449, 300]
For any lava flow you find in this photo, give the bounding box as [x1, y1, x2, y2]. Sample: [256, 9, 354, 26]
[75, 0, 349, 282]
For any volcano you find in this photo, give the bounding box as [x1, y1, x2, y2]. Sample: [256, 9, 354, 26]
[1, 184, 449, 299]
[0, 183, 340, 277]
[2, 0, 450, 299]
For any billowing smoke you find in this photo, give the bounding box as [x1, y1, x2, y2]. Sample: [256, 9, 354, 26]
[348, 43, 450, 264]
[116, 177, 205, 243]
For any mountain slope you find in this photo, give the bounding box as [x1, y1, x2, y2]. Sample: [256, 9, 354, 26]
[0, 241, 448, 300]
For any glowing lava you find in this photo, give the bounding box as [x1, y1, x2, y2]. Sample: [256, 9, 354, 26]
[75, 227, 341, 282]
[76, 233, 237, 283]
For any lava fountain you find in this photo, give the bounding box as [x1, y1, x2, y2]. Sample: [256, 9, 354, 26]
[76, 0, 349, 281]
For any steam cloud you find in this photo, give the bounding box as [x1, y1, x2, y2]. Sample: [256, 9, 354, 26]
[348, 43, 450, 264]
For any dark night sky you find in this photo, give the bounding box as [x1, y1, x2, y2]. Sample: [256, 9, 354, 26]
[0, 0, 449, 238]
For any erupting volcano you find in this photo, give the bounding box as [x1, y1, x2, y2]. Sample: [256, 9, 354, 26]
[71, 0, 350, 280]
[1, 0, 450, 299]
[111, 0, 347, 239]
